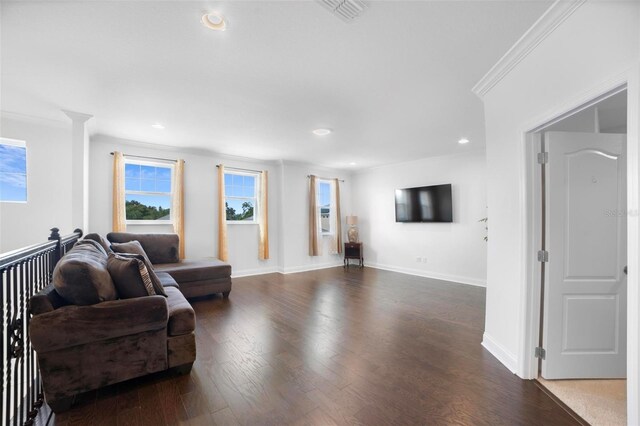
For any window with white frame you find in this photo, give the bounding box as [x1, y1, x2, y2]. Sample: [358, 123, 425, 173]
[225, 171, 258, 223]
[318, 180, 332, 234]
[124, 160, 173, 223]
[0, 138, 27, 203]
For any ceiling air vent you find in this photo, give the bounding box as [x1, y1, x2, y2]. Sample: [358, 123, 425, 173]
[318, 0, 367, 22]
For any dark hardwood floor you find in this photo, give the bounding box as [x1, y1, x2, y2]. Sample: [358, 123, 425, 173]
[47, 267, 578, 425]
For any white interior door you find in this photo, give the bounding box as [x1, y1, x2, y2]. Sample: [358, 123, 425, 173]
[542, 131, 627, 379]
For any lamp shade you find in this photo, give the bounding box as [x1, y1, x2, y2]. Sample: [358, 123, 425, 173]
[346, 215, 358, 225]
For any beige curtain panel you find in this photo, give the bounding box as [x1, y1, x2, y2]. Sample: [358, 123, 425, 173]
[172, 159, 185, 259]
[112, 151, 126, 232]
[308, 175, 320, 256]
[217, 165, 229, 262]
[258, 170, 269, 260]
[330, 178, 343, 254]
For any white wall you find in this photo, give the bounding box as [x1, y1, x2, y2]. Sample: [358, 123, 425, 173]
[279, 161, 352, 273]
[479, 0, 640, 397]
[89, 136, 352, 277]
[0, 114, 73, 252]
[351, 150, 487, 286]
[90, 135, 282, 276]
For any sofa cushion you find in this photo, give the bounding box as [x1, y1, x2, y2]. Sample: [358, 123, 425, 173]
[107, 253, 157, 299]
[107, 233, 179, 264]
[29, 284, 69, 315]
[75, 239, 108, 256]
[156, 272, 180, 289]
[154, 259, 232, 283]
[53, 243, 117, 306]
[164, 287, 195, 336]
[83, 233, 113, 254]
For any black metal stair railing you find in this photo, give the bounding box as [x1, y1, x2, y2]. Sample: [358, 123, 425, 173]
[1, 228, 82, 426]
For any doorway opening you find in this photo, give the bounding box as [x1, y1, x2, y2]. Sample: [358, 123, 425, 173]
[529, 89, 628, 425]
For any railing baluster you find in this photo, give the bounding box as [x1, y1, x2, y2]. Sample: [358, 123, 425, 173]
[25, 260, 34, 426]
[1, 269, 5, 425]
[9, 266, 20, 426]
[0, 228, 81, 425]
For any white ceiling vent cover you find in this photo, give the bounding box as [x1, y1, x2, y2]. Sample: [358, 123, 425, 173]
[318, 0, 367, 22]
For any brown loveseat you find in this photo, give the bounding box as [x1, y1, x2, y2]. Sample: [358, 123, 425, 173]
[106, 232, 232, 298]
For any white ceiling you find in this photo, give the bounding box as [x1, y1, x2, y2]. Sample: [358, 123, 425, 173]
[1, 1, 551, 169]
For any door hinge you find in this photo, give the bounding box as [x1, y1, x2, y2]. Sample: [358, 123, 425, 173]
[537, 250, 549, 263]
[535, 347, 546, 360]
[537, 152, 548, 164]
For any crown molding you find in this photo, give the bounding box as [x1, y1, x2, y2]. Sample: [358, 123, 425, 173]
[1, 110, 69, 128]
[61, 109, 93, 123]
[352, 148, 486, 176]
[91, 132, 281, 167]
[471, 0, 586, 99]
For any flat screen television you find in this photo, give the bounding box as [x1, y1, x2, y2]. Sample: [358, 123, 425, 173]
[395, 184, 453, 223]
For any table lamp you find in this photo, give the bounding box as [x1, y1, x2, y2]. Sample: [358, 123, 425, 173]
[346, 215, 358, 243]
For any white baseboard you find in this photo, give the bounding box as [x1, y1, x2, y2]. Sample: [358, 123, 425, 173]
[231, 266, 280, 278]
[280, 261, 343, 275]
[366, 262, 486, 287]
[482, 332, 518, 374]
[232, 262, 343, 278]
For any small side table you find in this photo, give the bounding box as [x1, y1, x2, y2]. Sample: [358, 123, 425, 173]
[344, 242, 364, 268]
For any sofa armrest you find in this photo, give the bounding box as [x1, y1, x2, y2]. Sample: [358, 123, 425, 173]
[30, 296, 168, 353]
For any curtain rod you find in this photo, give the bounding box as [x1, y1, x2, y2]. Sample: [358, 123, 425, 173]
[307, 175, 345, 182]
[110, 152, 180, 163]
[216, 164, 263, 174]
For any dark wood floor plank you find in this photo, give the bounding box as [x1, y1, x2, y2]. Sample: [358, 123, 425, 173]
[46, 267, 578, 425]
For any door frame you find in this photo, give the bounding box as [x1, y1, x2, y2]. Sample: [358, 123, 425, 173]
[518, 66, 640, 422]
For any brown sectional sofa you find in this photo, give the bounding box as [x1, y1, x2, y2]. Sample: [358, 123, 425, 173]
[107, 232, 232, 298]
[28, 233, 232, 412]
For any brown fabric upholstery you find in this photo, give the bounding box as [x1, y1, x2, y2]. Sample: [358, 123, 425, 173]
[39, 328, 167, 408]
[52, 243, 117, 306]
[110, 241, 168, 294]
[29, 284, 69, 315]
[29, 232, 200, 413]
[107, 233, 179, 264]
[106, 232, 232, 298]
[165, 287, 195, 336]
[167, 333, 196, 368]
[154, 259, 231, 282]
[110, 240, 150, 262]
[173, 277, 232, 299]
[156, 272, 180, 289]
[30, 295, 168, 353]
[107, 253, 157, 299]
[75, 239, 107, 256]
[82, 233, 113, 254]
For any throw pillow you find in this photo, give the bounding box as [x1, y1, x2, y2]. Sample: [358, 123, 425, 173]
[111, 240, 152, 264]
[114, 252, 167, 297]
[107, 253, 157, 299]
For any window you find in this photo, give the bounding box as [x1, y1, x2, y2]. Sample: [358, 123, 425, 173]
[124, 160, 173, 223]
[318, 180, 332, 234]
[225, 172, 257, 223]
[0, 138, 27, 203]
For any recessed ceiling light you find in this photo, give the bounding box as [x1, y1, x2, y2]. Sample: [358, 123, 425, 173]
[349, 162, 357, 166]
[202, 12, 227, 31]
[312, 128, 332, 136]
[458, 138, 470, 144]
[151, 123, 165, 130]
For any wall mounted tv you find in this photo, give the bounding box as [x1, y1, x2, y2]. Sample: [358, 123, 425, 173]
[395, 184, 453, 223]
